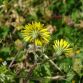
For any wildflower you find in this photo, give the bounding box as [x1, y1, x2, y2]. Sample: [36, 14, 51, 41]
[2, 61, 7, 66]
[21, 22, 50, 46]
[75, 50, 80, 54]
[72, 80, 75, 83]
[15, 39, 23, 50]
[0, 58, 3, 62]
[53, 39, 73, 56]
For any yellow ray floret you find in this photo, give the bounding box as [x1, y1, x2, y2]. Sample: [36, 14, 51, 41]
[21, 22, 50, 46]
[53, 39, 73, 56]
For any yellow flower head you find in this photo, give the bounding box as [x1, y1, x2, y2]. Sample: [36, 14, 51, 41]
[0, 58, 3, 62]
[53, 39, 73, 56]
[21, 22, 50, 46]
[72, 80, 75, 83]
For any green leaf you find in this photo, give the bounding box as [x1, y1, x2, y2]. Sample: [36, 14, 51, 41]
[0, 47, 10, 53]
[16, 51, 25, 62]
[66, 71, 75, 82]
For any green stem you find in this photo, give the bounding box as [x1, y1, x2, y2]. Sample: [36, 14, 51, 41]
[43, 54, 62, 73]
[33, 42, 38, 64]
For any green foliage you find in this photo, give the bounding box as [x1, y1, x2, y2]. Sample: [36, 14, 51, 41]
[0, 65, 15, 83]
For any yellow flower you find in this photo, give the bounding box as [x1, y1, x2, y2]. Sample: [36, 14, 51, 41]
[75, 50, 80, 54]
[72, 80, 75, 83]
[53, 39, 73, 56]
[0, 58, 3, 62]
[15, 39, 23, 50]
[21, 22, 50, 46]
